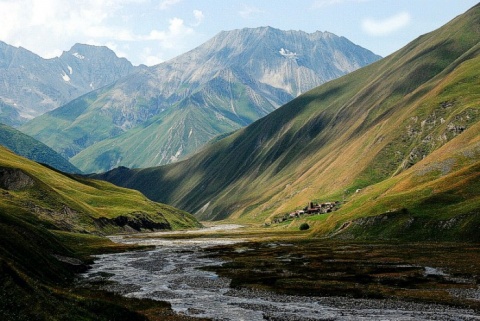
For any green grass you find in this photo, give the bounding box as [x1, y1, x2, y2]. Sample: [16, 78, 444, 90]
[0, 205, 197, 321]
[203, 239, 480, 311]
[0, 146, 201, 234]
[0, 123, 81, 173]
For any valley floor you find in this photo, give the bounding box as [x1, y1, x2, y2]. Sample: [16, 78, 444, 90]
[80, 224, 480, 320]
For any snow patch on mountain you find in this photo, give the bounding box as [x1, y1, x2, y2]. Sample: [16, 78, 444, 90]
[170, 146, 183, 163]
[62, 73, 70, 82]
[72, 52, 85, 60]
[279, 48, 298, 60]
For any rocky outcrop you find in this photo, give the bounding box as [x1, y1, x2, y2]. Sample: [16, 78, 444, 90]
[0, 167, 35, 190]
[94, 212, 172, 232]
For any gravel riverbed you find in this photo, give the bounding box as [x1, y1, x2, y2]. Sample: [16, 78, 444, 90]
[81, 227, 480, 321]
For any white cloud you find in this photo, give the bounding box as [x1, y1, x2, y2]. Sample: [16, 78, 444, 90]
[239, 5, 264, 19]
[362, 11, 412, 36]
[0, 0, 142, 57]
[192, 10, 205, 26]
[140, 47, 164, 66]
[135, 17, 194, 65]
[0, 0, 201, 65]
[159, 0, 182, 10]
[144, 18, 192, 41]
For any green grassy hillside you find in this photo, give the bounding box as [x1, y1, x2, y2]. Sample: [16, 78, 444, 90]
[95, 4, 480, 241]
[70, 88, 247, 173]
[0, 204, 148, 321]
[0, 146, 200, 234]
[0, 123, 81, 174]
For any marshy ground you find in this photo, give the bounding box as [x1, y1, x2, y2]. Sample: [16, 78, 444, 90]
[204, 239, 480, 310]
[81, 224, 480, 320]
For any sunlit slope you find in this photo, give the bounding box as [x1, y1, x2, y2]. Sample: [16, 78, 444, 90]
[312, 119, 480, 241]
[96, 4, 480, 236]
[0, 146, 200, 234]
[0, 145, 201, 319]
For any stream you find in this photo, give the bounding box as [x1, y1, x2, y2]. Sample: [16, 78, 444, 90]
[81, 226, 480, 321]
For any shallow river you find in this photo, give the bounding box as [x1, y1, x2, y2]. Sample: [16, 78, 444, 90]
[81, 226, 480, 321]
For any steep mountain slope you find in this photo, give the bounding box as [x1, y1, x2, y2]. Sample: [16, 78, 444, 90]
[0, 123, 81, 173]
[0, 42, 136, 126]
[95, 4, 480, 240]
[21, 27, 380, 173]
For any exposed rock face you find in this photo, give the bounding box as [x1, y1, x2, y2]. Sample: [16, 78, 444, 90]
[148, 27, 379, 103]
[22, 27, 381, 172]
[94, 212, 172, 232]
[0, 167, 35, 190]
[0, 42, 136, 126]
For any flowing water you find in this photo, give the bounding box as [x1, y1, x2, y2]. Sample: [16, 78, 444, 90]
[81, 226, 480, 321]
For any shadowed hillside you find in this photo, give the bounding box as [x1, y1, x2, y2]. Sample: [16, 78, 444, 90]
[0, 123, 81, 173]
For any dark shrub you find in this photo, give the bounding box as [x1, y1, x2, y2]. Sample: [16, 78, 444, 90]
[299, 223, 310, 231]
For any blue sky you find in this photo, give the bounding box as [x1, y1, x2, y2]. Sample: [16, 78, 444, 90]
[0, 0, 477, 66]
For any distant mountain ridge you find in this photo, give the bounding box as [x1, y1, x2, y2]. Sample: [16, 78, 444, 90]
[0, 123, 80, 173]
[20, 27, 381, 173]
[0, 42, 136, 126]
[93, 4, 480, 241]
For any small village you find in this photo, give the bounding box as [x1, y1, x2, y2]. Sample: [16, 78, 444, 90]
[270, 201, 340, 224]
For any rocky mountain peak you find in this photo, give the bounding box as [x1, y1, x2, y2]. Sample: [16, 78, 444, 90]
[0, 42, 137, 126]
[61, 43, 128, 63]
[22, 26, 381, 173]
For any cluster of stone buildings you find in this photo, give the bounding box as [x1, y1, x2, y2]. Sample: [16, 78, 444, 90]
[271, 201, 339, 224]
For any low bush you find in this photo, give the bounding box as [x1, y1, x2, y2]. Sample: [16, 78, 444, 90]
[299, 223, 310, 231]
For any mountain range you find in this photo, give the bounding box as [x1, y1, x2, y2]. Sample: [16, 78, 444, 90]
[0, 42, 136, 126]
[94, 4, 480, 241]
[20, 27, 381, 173]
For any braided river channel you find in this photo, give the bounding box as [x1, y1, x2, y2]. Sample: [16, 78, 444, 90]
[81, 225, 480, 320]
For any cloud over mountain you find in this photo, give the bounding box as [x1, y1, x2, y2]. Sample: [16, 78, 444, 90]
[362, 11, 411, 36]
